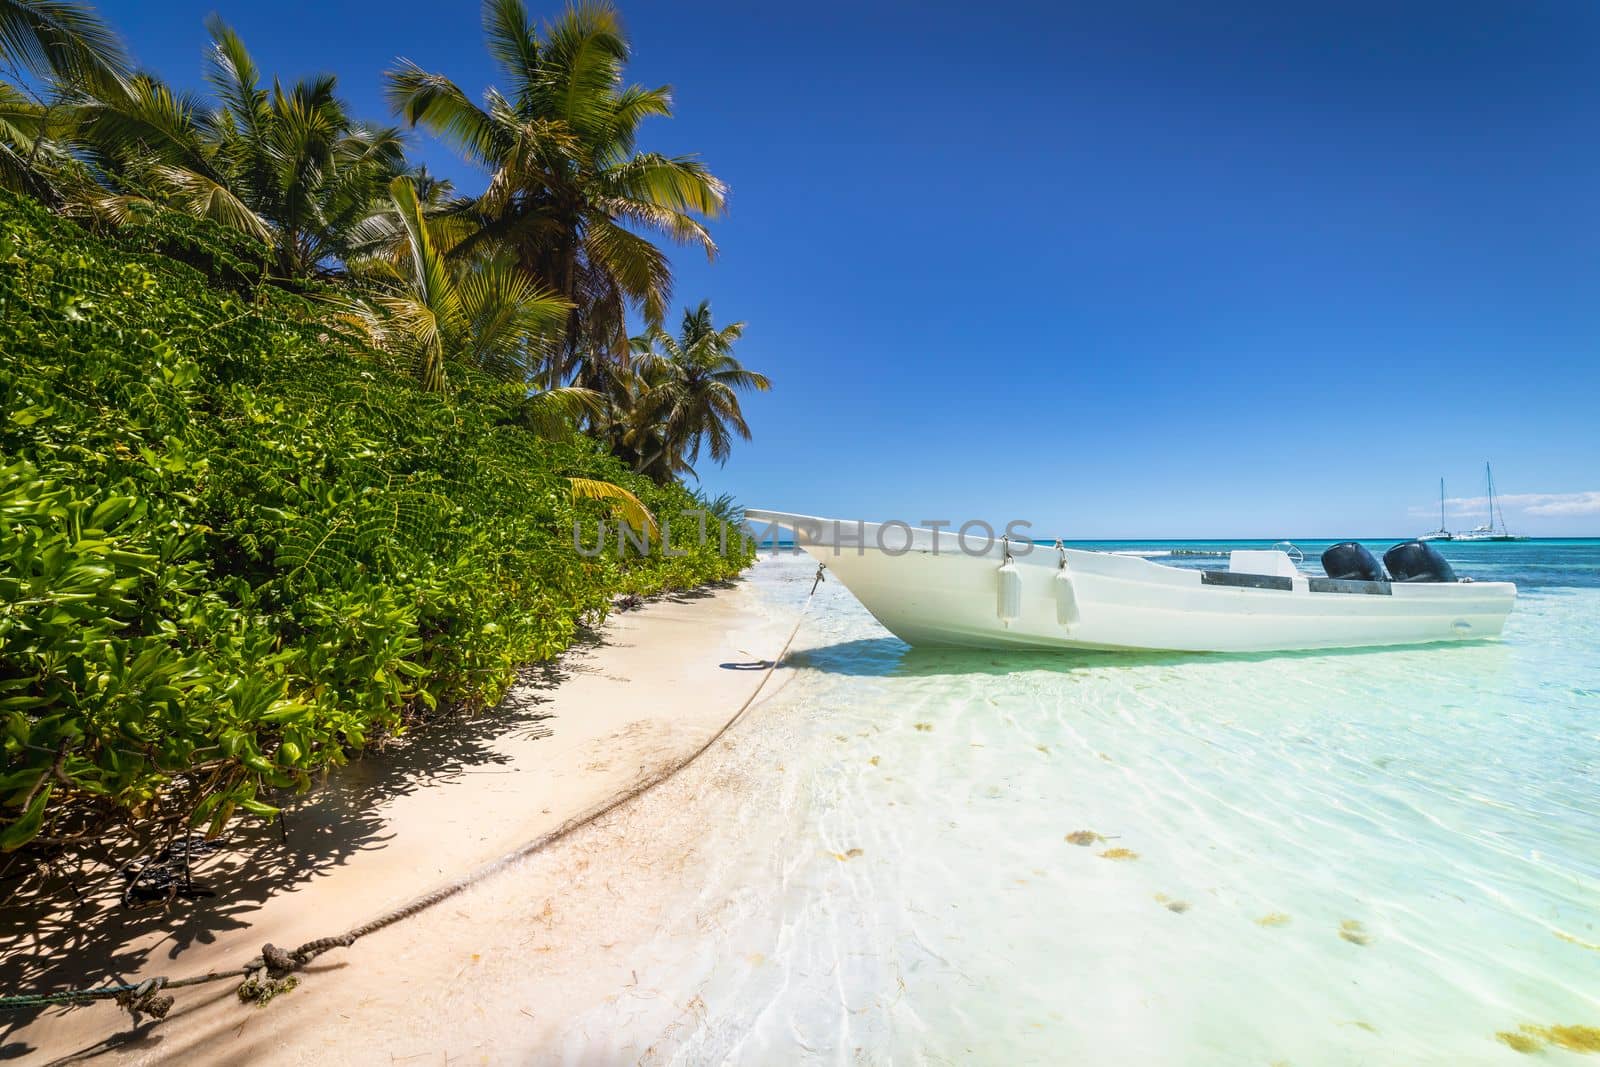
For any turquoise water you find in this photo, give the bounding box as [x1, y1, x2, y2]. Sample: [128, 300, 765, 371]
[555, 541, 1599, 1064]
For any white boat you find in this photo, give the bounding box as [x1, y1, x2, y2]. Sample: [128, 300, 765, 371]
[745, 511, 1516, 653]
[1454, 462, 1527, 542]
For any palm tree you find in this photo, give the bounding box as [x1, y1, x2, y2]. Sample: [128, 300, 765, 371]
[385, 0, 726, 381]
[622, 300, 769, 482]
[0, 0, 130, 196]
[71, 17, 404, 279]
[362, 177, 657, 534]
[343, 176, 580, 399]
[346, 163, 478, 269]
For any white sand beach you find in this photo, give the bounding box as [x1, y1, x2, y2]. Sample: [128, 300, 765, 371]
[3, 573, 797, 1065]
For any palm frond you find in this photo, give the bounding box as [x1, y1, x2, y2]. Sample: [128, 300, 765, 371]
[584, 215, 671, 324]
[517, 384, 601, 436]
[148, 162, 274, 241]
[456, 257, 568, 374]
[482, 0, 539, 87]
[203, 16, 269, 139]
[0, 0, 130, 92]
[537, 2, 629, 140]
[606, 83, 672, 153]
[385, 60, 501, 167]
[569, 476, 657, 536]
[77, 75, 215, 173]
[601, 153, 726, 218]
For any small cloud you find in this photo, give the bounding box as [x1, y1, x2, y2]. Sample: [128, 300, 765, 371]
[1409, 491, 1600, 520]
[1418, 491, 1600, 519]
[1495, 492, 1600, 517]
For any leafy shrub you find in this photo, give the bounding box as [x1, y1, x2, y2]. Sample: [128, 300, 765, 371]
[0, 192, 752, 865]
[97, 204, 274, 292]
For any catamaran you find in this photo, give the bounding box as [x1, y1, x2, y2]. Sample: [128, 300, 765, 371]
[1455, 462, 1527, 542]
[746, 510, 1516, 654]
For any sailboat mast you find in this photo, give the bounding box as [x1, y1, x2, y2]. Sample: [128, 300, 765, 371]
[1485, 461, 1502, 536]
[1439, 477, 1446, 532]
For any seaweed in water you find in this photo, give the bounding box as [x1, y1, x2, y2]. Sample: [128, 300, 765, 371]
[1153, 893, 1190, 913]
[830, 848, 865, 862]
[1339, 919, 1372, 946]
[1064, 830, 1103, 846]
[1495, 1024, 1600, 1054]
[1099, 848, 1139, 861]
[1255, 912, 1292, 927]
[1555, 929, 1600, 952]
[1496, 1031, 1542, 1054]
[914, 722, 933, 732]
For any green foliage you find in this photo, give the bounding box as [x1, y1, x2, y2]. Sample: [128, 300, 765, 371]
[386, 0, 727, 375]
[90, 199, 273, 290]
[64, 18, 405, 278]
[0, 0, 131, 92]
[0, 191, 752, 861]
[619, 300, 770, 482]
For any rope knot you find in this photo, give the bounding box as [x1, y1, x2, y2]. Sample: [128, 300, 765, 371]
[260, 943, 297, 975]
[113, 977, 173, 1021]
[236, 943, 304, 1006]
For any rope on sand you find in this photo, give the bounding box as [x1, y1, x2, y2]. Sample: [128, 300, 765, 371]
[0, 564, 825, 1022]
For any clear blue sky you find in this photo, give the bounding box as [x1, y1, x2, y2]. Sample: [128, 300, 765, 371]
[100, 0, 1600, 537]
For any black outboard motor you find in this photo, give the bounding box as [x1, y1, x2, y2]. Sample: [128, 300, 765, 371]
[1383, 540, 1457, 583]
[1321, 541, 1385, 581]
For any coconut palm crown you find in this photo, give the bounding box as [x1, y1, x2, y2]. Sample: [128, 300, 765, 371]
[622, 300, 769, 482]
[385, 0, 726, 380]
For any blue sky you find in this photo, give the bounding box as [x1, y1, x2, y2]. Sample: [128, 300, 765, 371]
[99, 0, 1600, 537]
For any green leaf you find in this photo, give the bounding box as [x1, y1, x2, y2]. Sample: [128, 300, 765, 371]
[1, 785, 53, 851]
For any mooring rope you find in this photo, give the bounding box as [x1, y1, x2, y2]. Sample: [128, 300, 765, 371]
[0, 563, 825, 1022]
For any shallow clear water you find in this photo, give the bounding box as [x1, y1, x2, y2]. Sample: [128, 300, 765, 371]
[556, 543, 1599, 1064]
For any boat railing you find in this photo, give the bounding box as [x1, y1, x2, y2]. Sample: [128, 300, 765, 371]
[1270, 541, 1305, 567]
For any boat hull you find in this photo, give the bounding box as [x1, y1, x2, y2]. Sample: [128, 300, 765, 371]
[748, 513, 1516, 653]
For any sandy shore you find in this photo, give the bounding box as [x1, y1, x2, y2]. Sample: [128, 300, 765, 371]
[1, 569, 795, 1065]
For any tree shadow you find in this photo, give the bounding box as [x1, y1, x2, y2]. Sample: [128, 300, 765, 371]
[659, 575, 741, 604]
[0, 649, 579, 1060]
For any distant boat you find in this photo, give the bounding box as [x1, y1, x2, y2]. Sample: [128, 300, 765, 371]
[1454, 462, 1528, 542]
[746, 511, 1516, 653]
[1417, 477, 1453, 542]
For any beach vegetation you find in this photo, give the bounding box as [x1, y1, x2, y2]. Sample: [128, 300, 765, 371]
[0, 0, 755, 883]
[0, 0, 766, 880]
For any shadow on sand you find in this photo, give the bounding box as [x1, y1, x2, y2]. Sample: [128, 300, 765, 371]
[0, 633, 612, 1063]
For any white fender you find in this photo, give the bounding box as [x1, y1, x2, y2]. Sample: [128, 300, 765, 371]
[997, 558, 1021, 626]
[1055, 567, 1080, 626]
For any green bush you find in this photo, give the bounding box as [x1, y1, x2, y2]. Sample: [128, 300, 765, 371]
[0, 193, 752, 861]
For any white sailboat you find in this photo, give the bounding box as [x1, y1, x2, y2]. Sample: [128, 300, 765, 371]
[1454, 462, 1527, 542]
[1417, 477, 1453, 542]
[746, 511, 1516, 654]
